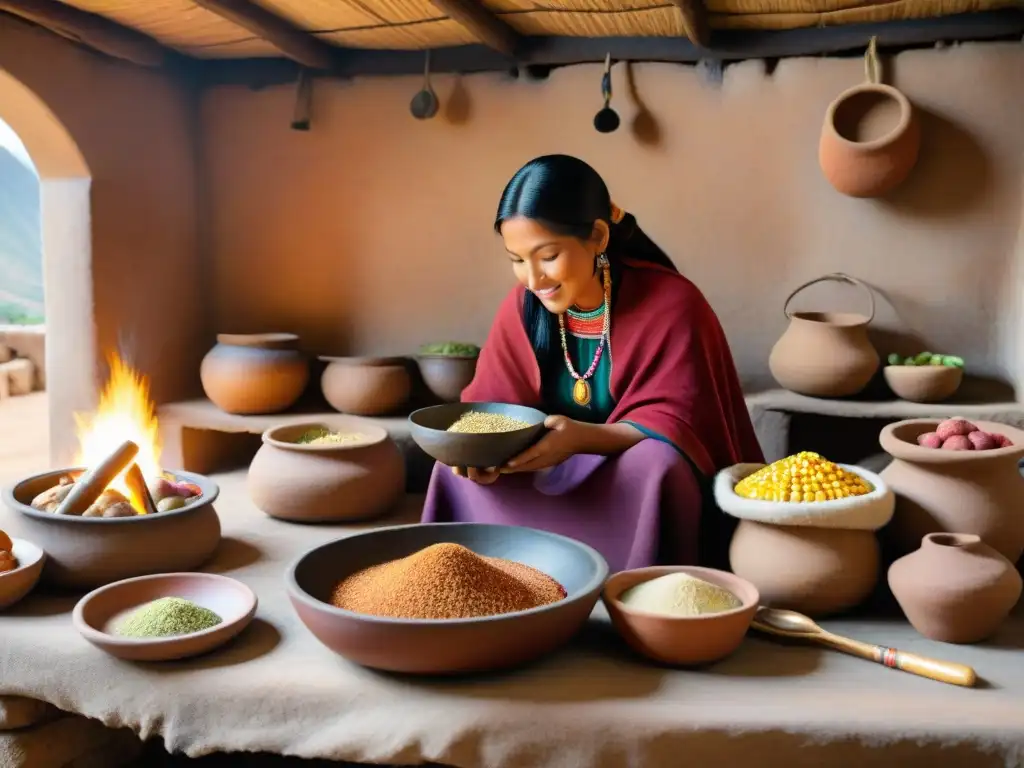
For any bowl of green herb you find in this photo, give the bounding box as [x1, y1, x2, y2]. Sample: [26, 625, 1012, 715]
[416, 342, 480, 403]
[72, 572, 257, 661]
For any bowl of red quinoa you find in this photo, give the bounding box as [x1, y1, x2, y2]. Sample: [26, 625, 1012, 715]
[285, 522, 608, 674]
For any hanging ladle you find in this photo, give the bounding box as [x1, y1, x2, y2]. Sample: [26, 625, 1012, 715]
[593, 53, 620, 133]
[410, 50, 439, 120]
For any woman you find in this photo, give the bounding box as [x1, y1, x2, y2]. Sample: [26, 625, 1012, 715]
[422, 154, 763, 572]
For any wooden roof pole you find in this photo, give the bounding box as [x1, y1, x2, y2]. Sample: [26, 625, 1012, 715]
[669, 0, 710, 47]
[427, 0, 521, 56]
[191, 0, 341, 70]
[0, 0, 170, 66]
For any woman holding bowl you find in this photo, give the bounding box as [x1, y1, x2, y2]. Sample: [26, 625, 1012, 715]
[422, 154, 763, 572]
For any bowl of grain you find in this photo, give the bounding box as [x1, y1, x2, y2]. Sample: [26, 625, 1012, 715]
[285, 522, 608, 674]
[602, 566, 759, 667]
[408, 402, 547, 469]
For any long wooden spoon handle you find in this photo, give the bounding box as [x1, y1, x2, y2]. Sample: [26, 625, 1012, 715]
[819, 633, 977, 687]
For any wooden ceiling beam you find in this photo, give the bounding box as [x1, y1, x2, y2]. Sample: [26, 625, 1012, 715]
[191, 0, 342, 70]
[669, 0, 710, 48]
[0, 0, 171, 67]
[428, 0, 521, 56]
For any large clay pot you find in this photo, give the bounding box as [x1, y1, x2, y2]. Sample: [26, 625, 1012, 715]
[819, 37, 920, 198]
[248, 419, 405, 523]
[320, 356, 411, 416]
[888, 533, 1022, 644]
[200, 333, 309, 415]
[879, 418, 1024, 563]
[416, 354, 478, 403]
[715, 462, 893, 617]
[768, 273, 879, 397]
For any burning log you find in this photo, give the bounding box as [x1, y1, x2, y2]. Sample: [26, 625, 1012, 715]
[55, 440, 139, 517]
[124, 462, 158, 515]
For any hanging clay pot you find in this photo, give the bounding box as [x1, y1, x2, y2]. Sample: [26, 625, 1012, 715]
[879, 418, 1024, 563]
[888, 533, 1022, 644]
[819, 37, 920, 198]
[715, 462, 894, 617]
[768, 273, 879, 397]
[320, 356, 411, 416]
[200, 333, 309, 415]
[248, 420, 405, 523]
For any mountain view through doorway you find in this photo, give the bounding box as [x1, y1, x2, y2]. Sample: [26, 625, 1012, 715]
[0, 117, 42, 325]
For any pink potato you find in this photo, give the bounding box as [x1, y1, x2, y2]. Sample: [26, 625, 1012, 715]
[916, 432, 942, 449]
[967, 431, 999, 451]
[940, 435, 973, 451]
[936, 419, 977, 441]
[994, 433, 1015, 448]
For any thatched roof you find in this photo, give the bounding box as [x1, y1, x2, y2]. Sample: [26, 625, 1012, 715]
[1, 0, 1022, 76]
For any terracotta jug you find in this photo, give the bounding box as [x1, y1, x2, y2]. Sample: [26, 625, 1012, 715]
[819, 37, 920, 198]
[200, 333, 309, 415]
[248, 420, 405, 523]
[888, 533, 1022, 644]
[768, 273, 879, 397]
[879, 418, 1024, 563]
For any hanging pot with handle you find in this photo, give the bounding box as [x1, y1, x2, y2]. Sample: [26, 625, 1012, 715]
[818, 37, 920, 198]
[768, 273, 879, 398]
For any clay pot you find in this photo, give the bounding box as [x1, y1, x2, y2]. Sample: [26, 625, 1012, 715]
[248, 419, 405, 523]
[715, 462, 893, 617]
[320, 356, 411, 416]
[4, 469, 221, 590]
[768, 273, 879, 397]
[819, 38, 920, 198]
[888, 533, 1022, 643]
[416, 354, 478, 403]
[883, 365, 962, 403]
[879, 418, 1024, 563]
[200, 333, 309, 415]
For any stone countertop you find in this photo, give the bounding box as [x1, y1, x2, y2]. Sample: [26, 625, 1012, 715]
[1, 470, 1023, 768]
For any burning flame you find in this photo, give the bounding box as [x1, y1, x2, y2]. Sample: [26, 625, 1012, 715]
[73, 353, 163, 510]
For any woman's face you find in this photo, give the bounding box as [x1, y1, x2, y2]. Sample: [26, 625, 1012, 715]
[500, 216, 609, 314]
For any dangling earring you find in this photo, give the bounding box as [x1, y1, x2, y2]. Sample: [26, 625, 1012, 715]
[596, 252, 610, 269]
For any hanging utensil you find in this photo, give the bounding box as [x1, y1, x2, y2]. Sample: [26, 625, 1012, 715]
[593, 53, 620, 134]
[410, 50, 439, 120]
[751, 607, 977, 687]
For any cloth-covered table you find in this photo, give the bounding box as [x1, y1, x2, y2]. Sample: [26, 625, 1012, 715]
[1, 471, 1023, 768]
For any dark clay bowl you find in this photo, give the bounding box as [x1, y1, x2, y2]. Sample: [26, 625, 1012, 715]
[4, 469, 221, 590]
[285, 522, 608, 674]
[408, 402, 547, 469]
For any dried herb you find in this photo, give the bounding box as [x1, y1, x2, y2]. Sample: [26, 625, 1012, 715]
[116, 597, 222, 638]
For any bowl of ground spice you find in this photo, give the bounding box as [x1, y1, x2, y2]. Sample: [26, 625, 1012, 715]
[73, 572, 257, 661]
[602, 566, 760, 667]
[408, 402, 547, 469]
[286, 522, 608, 674]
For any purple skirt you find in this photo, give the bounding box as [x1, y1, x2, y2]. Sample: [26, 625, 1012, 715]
[421, 439, 707, 573]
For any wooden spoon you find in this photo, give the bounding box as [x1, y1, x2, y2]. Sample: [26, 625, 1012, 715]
[752, 607, 977, 687]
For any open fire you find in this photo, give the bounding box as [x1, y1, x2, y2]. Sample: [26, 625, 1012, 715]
[72, 353, 163, 513]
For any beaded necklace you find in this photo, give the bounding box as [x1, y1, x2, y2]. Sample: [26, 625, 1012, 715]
[557, 256, 611, 407]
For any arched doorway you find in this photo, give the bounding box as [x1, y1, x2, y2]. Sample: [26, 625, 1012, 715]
[0, 69, 93, 468]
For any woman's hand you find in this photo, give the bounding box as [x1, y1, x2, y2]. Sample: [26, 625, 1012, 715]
[501, 415, 587, 474]
[451, 466, 501, 485]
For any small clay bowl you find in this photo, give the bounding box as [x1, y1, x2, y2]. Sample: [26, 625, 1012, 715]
[286, 522, 608, 674]
[602, 566, 759, 666]
[408, 402, 547, 469]
[72, 572, 257, 662]
[415, 354, 479, 403]
[0, 538, 46, 610]
[884, 365, 963, 403]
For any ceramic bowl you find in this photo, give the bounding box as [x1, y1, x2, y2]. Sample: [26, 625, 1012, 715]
[4, 469, 221, 590]
[602, 566, 759, 666]
[408, 402, 547, 469]
[286, 522, 608, 674]
[415, 354, 478, 403]
[884, 365, 963, 403]
[73, 572, 257, 661]
[0, 538, 46, 610]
